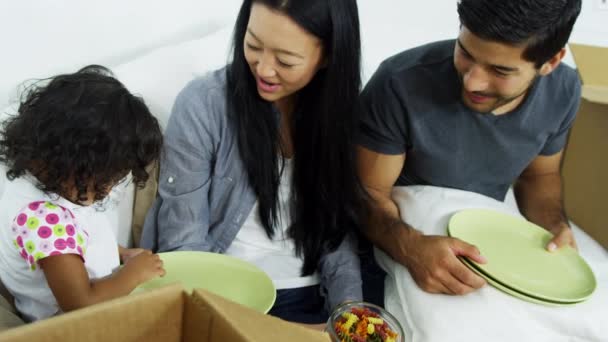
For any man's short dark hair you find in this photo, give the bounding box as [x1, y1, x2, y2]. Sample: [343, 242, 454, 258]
[457, 0, 582, 68]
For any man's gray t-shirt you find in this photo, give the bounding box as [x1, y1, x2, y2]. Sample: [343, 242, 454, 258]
[358, 40, 581, 201]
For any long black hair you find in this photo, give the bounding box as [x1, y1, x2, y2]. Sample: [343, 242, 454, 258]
[0, 65, 163, 203]
[227, 0, 367, 275]
[458, 0, 581, 68]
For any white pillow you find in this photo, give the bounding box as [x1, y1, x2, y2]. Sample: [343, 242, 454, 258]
[114, 26, 234, 130]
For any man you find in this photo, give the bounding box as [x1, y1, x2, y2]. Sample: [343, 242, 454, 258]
[357, 0, 582, 296]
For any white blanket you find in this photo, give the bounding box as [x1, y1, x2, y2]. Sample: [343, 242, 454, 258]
[376, 186, 608, 342]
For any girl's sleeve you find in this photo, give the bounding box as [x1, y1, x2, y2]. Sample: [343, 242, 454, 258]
[11, 201, 89, 271]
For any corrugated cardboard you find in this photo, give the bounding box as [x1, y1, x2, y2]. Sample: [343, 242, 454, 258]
[563, 43, 608, 248]
[0, 285, 330, 342]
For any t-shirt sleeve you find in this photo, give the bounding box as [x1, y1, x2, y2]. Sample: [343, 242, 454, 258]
[11, 201, 89, 271]
[540, 77, 582, 155]
[357, 63, 410, 155]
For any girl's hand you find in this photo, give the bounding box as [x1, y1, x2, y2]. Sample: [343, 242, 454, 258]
[119, 247, 146, 264]
[119, 250, 166, 285]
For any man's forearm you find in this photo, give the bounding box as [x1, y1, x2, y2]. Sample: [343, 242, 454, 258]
[514, 172, 569, 231]
[364, 192, 420, 265]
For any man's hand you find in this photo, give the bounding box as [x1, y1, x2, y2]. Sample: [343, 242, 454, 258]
[546, 223, 577, 251]
[515, 151, 578, 252]
[402, 232, 487, 295]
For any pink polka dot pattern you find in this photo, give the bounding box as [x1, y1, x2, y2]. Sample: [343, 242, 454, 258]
[54, 239, 67, 250]
[11, 201, 89, 271]
[66, 224, 76, 236]
[45, 213, 59, 225]
[38, 226, 52, 239]
[16, 214, 27, 226]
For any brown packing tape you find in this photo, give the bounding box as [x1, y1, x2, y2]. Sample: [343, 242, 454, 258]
[182, 293, 216, 342]
[185, 293, 249, 342]
[189, 289, 331, 342]
[0, 284, 185, 342]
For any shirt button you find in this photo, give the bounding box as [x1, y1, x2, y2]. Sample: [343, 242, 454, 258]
[167, 176, 174, 184]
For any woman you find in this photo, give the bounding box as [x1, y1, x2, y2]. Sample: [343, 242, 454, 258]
[141, 0, 367, 325]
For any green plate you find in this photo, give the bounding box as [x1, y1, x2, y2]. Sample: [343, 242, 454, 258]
[459, 257, 580, 306]
[133, 251, 276, 313]
[448, 209, 596, 303]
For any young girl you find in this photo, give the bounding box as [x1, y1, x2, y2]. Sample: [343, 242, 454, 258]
[142, 0, 368, 326]
[0, 65, 165, 322]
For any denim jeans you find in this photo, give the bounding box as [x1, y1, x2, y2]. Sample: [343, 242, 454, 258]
[360, 237, 386, 308]
[268, 285, 329, 324]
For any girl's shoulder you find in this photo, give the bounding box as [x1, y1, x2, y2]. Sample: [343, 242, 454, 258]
[10, 200, 88, 271]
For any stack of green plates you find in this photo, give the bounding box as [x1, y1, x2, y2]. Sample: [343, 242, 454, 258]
[133, 251, 276, 313]
[448, 209, 596, 306]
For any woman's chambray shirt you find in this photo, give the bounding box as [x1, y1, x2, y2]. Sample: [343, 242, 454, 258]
[141, 68, 362, 310]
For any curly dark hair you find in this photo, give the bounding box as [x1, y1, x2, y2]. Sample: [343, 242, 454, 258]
[0, 65, 163, 204]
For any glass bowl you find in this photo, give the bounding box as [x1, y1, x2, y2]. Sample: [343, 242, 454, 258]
[326, 301, 405, 342]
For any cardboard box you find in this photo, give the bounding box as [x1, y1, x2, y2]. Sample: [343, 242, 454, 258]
[563, 43, 608, 248]
[0, 284, 330, 342]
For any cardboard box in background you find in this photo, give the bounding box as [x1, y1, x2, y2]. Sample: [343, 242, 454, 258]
[563, 43, 608, 249]
[0, 285, 330, 342]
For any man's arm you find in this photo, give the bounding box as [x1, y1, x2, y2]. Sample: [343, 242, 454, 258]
[357, 146, 486, 295]
[514, 150, 576, 250]
[356, 146, 411, 260]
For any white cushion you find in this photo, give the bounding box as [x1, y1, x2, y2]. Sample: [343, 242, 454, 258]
[114, 27, 234, 130]
[0, 0, 241, 110]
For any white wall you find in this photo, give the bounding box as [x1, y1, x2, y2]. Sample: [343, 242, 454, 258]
[1, 1, 606, 110]
[571, 0, 608, 45]
[0, 0, 241, 109]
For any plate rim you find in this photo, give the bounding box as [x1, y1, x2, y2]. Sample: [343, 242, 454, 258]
[448, 209, 596, 302]
[459, 257, 582, 306]
[135, 250, 277, 313]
